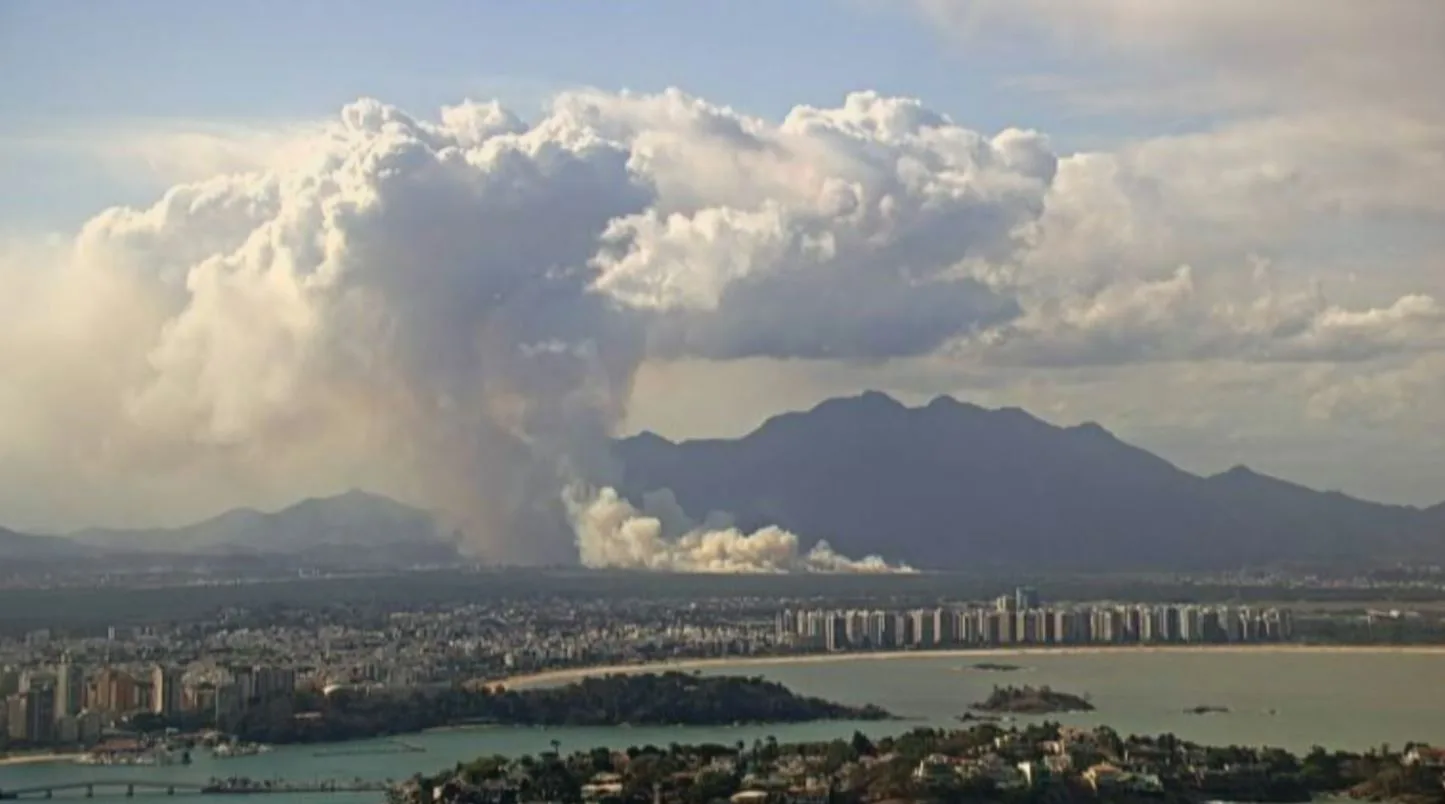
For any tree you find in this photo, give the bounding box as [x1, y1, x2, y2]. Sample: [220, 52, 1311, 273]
[850, 730, 875, 758]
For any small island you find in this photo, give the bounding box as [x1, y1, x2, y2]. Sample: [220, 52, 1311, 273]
[970, 684, 1095, 715]
[1185, 705, 1230, 715]
[970, 662, 1024, 672]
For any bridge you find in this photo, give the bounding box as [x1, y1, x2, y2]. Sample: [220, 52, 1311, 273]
[0, 779, 391, 799]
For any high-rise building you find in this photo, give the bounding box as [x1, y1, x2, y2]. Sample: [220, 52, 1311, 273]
[231, 666, 257, 707]
[825, 613, 847, 652]
[152, 665, 185, 717]
[1015, 586, 1041, 612]
[54, 658, 85, 719]
[960, 610, 981, 644]
[868, 610, 896, 648]
[935, 608, 958, 644]
[1159, 606, 1180, 643]
[911, 609, 937, 647]
[1139, 606, 1158, 643]
[1123, 607, 1143, 642]
[6, 694, 28, 742]
[215, 682, 242, 728]
[91, 668, 138, 714]
[1178, 606, 1202, 642]
[1093, 608, 1122, 643]
[6, 684, 56, 744]
[25, 684, 56, 744]
[775, 610, 796, 643]
[1051, 610, 1073, 644]
[844, 611, 866, 647]
[998, 610, 1017, 644]
[1223, 607, 1245, 642]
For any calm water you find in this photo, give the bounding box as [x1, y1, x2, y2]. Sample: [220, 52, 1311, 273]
[4, 649, 1442, 802]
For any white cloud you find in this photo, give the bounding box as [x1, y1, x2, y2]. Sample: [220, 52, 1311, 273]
[0, 90, 1051, 563]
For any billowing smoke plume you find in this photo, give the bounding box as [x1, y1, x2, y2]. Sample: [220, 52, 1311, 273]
[567, 486, 914, 574]
[0, 89, 1057, 565]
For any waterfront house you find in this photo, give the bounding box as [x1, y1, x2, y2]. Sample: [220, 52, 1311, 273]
[1405, 746, 1445, 769]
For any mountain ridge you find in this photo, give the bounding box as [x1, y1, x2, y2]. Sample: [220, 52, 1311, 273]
[612, 392, 1444, 570]
[4, 393, 1441, 570]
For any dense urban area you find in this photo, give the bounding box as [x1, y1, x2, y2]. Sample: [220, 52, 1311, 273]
[5, 566, 1442, 759]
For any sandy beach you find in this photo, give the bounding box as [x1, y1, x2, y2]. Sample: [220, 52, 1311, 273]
[0, 752, 84, 767]
[483, 643, 1445, 690]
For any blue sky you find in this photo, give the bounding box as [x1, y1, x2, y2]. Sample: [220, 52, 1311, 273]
[2, 1, 1047, 124]
[0, 0, 1200, 231]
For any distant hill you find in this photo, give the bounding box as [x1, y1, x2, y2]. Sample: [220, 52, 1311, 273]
[611, 392, 1444, 571]
[0, 526, 91, 560]
[67, 489, 456, 562]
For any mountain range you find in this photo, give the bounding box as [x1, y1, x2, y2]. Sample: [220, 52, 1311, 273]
[611, 392, 1445, 570]
[3, 392, 1442, 570]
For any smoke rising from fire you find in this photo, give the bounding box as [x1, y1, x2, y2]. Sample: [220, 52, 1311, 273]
[567, 486, 914, 574]
[0, 89, 1056, 565]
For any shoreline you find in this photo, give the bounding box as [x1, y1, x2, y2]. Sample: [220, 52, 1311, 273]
[0, 753, 85, 767]
[485, 643, 1445, 690]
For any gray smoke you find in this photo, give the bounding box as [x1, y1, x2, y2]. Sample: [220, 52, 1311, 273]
[0, 89, 1057, 564]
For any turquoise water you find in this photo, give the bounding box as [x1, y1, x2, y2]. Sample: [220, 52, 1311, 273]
[4, 649, 1442, 801]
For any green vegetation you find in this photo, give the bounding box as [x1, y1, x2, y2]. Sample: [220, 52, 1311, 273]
[399, 725, 1445, 804]
[971, 685, 1094, 714]
[223, 673, 889, 744]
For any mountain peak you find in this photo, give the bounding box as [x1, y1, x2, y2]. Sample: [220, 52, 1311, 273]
[624, 430, 675, 448]
[828, 390, 906, 412]
[923, 394, 986, 415]
[1068, 421, 1116, 438]
[1212, 464, 1265, 482]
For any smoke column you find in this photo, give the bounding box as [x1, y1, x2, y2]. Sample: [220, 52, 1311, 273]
[567, 486, 914, 574]
[0, 89, 1057, 566]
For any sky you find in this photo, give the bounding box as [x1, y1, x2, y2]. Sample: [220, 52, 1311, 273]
[1, 0, 1443, 537]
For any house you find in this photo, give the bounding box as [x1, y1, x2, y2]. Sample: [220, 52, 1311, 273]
[959, 754, 1026, 790]
[1405, 746, 1445, 769]
[1016, 761, 1050, 788]
[1084, 763, 1125, 792]
[913, 754, 956, 782]
[581, 781, 624, 803]
[1043, 754, 1073, 775]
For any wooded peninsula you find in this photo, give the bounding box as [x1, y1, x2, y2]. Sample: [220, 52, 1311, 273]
[218, 673, 892, 744]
